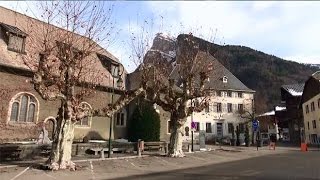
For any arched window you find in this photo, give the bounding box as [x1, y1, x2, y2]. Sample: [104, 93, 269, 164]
[115, 109, 127, 127]
[76, 102, 92, 127]
[9, 93, 38, 122]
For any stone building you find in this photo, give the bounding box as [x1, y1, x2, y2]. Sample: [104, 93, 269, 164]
[128, 33, 255, 144]
[0, 6, 128, 143]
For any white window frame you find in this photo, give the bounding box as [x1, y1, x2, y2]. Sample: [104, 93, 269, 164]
[75, 102, 92, 128]
[223, 76, 228, 83]
[7, 92, 39, 123]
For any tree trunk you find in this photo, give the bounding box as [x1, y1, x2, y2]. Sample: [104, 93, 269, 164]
[47, 103, 76, 170]
[168, 118, 185, 157]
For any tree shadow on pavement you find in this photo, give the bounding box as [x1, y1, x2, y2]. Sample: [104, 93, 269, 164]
[106, 151, 320, 180]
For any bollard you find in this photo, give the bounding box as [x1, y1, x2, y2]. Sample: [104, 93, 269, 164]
[301, 143, 308, 152]
[137, 139, 144, 157]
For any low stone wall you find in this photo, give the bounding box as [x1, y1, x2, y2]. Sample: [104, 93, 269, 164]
[0, 142, 137, 161]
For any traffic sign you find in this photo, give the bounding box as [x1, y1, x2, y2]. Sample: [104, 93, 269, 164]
[252, 119, 259, 132]
[191, 121, 197, 131]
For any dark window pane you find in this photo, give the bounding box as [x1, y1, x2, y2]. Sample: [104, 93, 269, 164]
[217, 103, 222, 112]
[195, 122, 200, 132]
[227, 103, 232, 113]
[206, 123, 212, 133]
[116, 113, 121, 125]
[10, 102, 19, 121]
[228, 123, 233, 134]
[8, 34, 24, 52]
[82, 116, 89, 126]
[120, 113, 125, 126]
[19, 95, 28, 122]
[27, 103, 35, 122]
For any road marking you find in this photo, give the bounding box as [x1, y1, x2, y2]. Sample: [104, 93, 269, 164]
[31, 169, 57, 179]
[43, 172, 58, 179]
[10, 166, 30, 180]
[125, 159, 140, 169]
[154, 156, 180, 167]
[188, 155, 208, 161]
[89, 160, 95, 179]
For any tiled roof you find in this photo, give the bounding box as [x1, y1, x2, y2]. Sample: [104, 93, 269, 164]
[0, 6, 123, 88]
[281, 83, 304, 96]
[128, 51, 255, 93]
[0, 22, 27, 37]
[170, 51, 254, 92]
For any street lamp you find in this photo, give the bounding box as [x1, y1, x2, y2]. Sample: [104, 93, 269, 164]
[108, 66, 123, 158]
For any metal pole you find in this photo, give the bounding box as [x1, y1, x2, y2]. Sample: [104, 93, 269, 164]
[191, 100, 194, 152]
[108, 73, 115, 158]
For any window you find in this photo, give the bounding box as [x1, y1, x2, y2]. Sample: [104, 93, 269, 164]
[228, 123, 233, 134]
[311, 102, 315, 111]
[312, 120, 317, 129]
[306, 105, 309, 114]
[205, 102, 210, 113]
[227, 91, 232, 97]
[308, 122, 310, 130]
[238, 92, 243, 98]
[311, 134, 318, 144]
[0, 23, 27, 53]
[195, 122, 200, 132]
[223, 76, 228, 83]
[111, 64, 119, 77]
[116, 112, 126, 126]
[217, 103, 222, 112]
[168, 120, 174, 133]
[206, 123, 212, 133]
[8, 34, 26, 53]
[97, 53, 120, 77]
[9, 93, 38, 122]
[227, 103, 232, 113]
[238, 104, 244, 113]
[76, 102, 92, 126]
[217, 91, 222, 97]
[216, 123, 223, 137]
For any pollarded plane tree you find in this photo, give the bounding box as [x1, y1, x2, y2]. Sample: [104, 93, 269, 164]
[21, 1, 144, 170]
[131, 33, 215, 157]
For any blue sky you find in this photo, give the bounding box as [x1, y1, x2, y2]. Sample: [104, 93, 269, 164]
[1, 1, 319, 72]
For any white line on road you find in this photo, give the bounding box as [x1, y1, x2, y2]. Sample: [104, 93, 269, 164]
[90, 160, 95, 179]
[43, 172, 58, 179]
[125, 159, 140, 169]
[10, 166, 30, 180]
[188, 155, 208, 161]
[154, 156, 180, 167]
[31, 169, 57, 179]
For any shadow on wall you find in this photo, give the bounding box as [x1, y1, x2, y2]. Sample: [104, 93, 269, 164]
[83, 131, 104, 142]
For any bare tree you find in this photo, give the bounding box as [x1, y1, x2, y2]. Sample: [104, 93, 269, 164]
[129, 31, 215, 157]
[19, 1, 144, 170]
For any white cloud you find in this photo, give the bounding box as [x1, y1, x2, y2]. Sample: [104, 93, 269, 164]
[251, 1, 276, 12]
[2, 1, 320, 73]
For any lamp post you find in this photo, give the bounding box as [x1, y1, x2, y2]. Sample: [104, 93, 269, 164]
[108, 67, 123, 158]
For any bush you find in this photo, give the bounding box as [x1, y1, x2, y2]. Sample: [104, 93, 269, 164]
[128, 101, 160, 142]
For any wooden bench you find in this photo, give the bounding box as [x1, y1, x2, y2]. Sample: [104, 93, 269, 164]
[143, 141, 168, 153]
